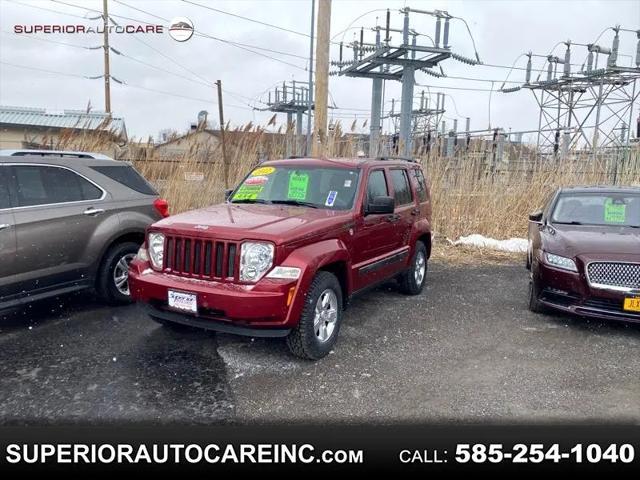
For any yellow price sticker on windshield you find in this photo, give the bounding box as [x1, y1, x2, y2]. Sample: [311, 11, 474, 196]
[251, 166, 275, 176]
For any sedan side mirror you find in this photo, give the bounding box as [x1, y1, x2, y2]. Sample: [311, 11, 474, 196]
[224, 188, 234, 200]
[366, 195, 395, 215]
[529, 210, 543, 223]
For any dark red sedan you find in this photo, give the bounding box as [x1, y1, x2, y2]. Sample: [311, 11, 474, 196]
[527, 186, 640, 322]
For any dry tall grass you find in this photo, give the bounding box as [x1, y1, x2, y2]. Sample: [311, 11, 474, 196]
[44, 123, 640, 241]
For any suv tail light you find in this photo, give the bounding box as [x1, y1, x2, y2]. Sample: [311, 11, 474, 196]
[153, 198, 170, 218]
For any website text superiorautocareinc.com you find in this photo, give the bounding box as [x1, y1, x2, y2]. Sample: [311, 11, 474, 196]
[5, 443, 364, 465]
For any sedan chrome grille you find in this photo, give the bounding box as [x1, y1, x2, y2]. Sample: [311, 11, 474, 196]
[587, 262, 640, 291]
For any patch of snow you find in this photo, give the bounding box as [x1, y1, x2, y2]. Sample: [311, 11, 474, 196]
[450, 234, 528, 253]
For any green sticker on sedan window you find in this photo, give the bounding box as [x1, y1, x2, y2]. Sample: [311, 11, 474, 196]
[287, 171, 309, 200]
[604, 198, 626, 223]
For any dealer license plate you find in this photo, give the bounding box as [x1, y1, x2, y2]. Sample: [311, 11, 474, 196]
[168, 290, 198, 313]
[623, 297, 640, 312]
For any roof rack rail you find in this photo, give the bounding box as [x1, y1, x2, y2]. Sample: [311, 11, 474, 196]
[376, 156, 417, 163]
[0, 149, 112, 160]
[287, 155, 306, 159]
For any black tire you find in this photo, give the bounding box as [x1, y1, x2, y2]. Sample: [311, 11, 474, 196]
[528, 276, 545, 314]
[398, 241, 428, 295]
[287, 271, 343, 360]
[97, 241, 139, 305]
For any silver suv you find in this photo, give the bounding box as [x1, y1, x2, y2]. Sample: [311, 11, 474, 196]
[0, 150, 167, 309]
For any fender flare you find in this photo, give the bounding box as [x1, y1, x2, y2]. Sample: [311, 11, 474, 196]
[280, 239, 351, 323]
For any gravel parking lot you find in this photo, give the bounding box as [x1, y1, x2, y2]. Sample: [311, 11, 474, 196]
[1, 262, 640, 424]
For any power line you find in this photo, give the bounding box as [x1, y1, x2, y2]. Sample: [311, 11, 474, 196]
[181, 0, 310, 38]
[112, 0, 309, 68]
[5, 0, 101, 20]
[0, 60, 258, 111]
[0, 30, 99, 50]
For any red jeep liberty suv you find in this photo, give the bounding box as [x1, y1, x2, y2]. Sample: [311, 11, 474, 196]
[129, 157, 432, 359]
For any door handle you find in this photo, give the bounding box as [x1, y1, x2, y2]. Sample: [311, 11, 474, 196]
[83, 207, 105, 216]
[386, 214, 401, 223]
[410, 208, 420, 216]
[0, 224, 10, 231]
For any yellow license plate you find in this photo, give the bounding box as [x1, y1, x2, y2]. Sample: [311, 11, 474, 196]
[623, 297, 640, 312]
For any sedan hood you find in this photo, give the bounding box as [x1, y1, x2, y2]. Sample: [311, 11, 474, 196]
[543, 224, 640, 257]
[152, 203, 352, 244]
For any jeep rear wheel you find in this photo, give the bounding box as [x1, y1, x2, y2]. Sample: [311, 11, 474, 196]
[286, 271, 343, 360]
[398, 241, 427, 295]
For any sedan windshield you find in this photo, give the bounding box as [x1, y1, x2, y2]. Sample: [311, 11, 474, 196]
[230, 165, 360, 210]
[551, 192, 640, 227]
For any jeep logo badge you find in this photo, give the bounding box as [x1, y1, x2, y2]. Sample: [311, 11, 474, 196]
[168, 17, 194, 42]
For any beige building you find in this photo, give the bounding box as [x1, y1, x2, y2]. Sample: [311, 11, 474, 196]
[0, 105, 127, 155]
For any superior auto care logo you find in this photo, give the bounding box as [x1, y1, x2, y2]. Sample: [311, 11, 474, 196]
[13, 16, 194, 42]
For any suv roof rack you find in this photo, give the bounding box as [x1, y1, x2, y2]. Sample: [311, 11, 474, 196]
[0, 149, 113, 160]
[376, 156, 417, 163]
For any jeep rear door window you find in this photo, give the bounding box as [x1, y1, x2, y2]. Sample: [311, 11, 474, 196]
[231, 165, 360, 210]
[13, 165, 103, 207]
[91, 165, 158, 195]
[412, 169, 428, 202]
[366, 170, 388, 204]
[390, 169, 413, 206]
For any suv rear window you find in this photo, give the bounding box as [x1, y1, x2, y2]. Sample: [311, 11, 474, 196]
[390, 169, 413, 206]
[91, 165, 157, 195]
[0, 168, 11, 209]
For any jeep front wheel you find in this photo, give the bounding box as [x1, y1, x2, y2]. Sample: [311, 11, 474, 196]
[286, 271, 343, 360]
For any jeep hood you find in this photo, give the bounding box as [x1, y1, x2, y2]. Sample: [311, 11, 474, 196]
[152, 203, 353, 244]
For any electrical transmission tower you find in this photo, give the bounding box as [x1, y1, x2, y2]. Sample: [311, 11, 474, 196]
[331, 7, 479, 157]
[503, 26, 640, 159]
[260, 81, 313, 157]
[385, 91, 447, 154]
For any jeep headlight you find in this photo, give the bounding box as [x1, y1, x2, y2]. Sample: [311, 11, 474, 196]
[240, 242, 274, 282]
[545, 252, 577, 272]
[148, 232, 165, 269]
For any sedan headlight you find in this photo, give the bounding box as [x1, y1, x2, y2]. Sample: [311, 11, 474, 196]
[148, 232, 165, 269]
[545, 252, 578, 272]
[240, 242, 274, 282]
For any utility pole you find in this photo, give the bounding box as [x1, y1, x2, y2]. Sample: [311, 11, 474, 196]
[312, 0, 331, 157]
[216, 80, 229, 189]
[306, 0, 315, 156]
[102, 0, 111, 114]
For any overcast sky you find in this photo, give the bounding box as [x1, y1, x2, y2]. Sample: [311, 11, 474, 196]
[0, 0, 638, 141]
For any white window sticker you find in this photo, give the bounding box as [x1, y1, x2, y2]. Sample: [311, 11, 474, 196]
[344, 179, 352, 188]
[325, 190, 338, 207]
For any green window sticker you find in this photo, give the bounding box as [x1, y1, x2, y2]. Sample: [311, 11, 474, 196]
[604, 198, 626, 223]
[287, 171, 309, 200]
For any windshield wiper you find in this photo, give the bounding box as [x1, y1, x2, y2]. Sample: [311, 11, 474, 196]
[553, 221, 583, 225]
[230, 199, 271, 204]
[270, 199, 319, 208]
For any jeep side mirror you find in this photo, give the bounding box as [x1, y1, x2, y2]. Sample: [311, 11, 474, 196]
[367, 195, 395, 215]
[529, 210, 543, 223]
[224, 188, 234, 200]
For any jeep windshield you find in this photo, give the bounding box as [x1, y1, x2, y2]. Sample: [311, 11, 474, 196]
[230, 165, 360, 210]
[551, 192, 640, 228]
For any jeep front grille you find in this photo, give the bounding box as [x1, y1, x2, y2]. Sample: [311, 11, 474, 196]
[586, 262, 640, 291]
[163, 236, 238, 281]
